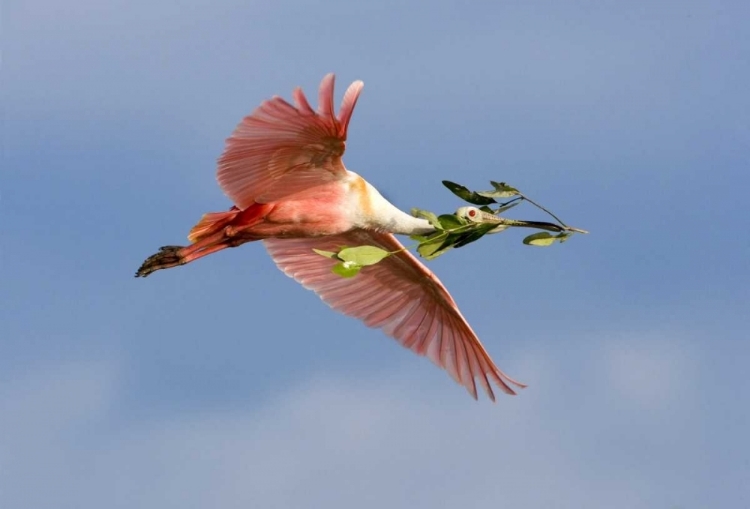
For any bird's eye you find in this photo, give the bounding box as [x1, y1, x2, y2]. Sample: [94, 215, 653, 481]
[455, 206, 480, 221]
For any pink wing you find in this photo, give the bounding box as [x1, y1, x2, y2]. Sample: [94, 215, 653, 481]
[217, 74, 364, 209]
[264, 230, 526, 401]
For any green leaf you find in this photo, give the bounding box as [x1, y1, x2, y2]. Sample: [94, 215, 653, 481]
[479, 205, 495, 214]
[414, 222, 499, 260]
[441, 181, 497, 205]
[476, 191, 505, 198]
[416, 232, 449, 259]
[523, 232, 557, 246]
[477, 182, 521, 199]
[435, 231, 464, 253]
[312, 248, 339, 259]
[331, 261, 362, 278]
[491, 181, 520, 196]
[437, 214, 465, 230]
[421, 244, 454, 260]
[337, 246, 391, 266]
[452, 223, 498, 248]
[411, 208, 442, 229]
[556, 232, 573, 243]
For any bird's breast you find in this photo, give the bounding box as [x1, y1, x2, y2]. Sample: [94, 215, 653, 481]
[253, 179, 362, 237]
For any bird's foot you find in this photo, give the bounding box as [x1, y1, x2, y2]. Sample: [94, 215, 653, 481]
[135, 245, 185, 277]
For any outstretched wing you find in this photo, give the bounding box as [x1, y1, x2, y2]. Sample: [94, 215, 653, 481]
[217, 73, 364, 209]
[264, 230, 526, 401]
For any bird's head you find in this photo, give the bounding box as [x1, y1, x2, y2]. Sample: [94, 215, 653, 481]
[456, 206, 485, 223]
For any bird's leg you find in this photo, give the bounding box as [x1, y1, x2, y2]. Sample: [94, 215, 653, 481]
[135, 227, 256, 277]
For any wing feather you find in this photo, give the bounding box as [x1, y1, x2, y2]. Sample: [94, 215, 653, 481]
[217, 74, 364, 209]
[263, 230, 526, 400]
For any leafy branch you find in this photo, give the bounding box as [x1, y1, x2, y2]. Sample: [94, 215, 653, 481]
[314, 180, 588, 277]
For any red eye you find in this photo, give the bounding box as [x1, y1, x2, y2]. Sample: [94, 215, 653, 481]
[468, 209, 476, 217]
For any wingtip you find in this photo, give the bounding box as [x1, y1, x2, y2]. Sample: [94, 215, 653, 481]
[504, 374, 528, 391]
[337, 79, 364, 135]
[318, 73, 336, 118]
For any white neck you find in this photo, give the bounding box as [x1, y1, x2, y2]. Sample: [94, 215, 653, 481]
[377, 207, 436, 235]
[359, 179, 437, 236]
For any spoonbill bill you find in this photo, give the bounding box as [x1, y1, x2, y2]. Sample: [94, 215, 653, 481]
[136, 74, 525, 400]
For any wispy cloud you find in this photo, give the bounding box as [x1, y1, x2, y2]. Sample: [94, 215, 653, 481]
[599, 332, 697, 409]
[0, 334, 710, 509]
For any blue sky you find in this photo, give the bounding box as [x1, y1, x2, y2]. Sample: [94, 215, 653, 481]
[2, 0, 749, 507]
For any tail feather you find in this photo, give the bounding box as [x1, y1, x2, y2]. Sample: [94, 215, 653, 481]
[187, 206, 241, 243]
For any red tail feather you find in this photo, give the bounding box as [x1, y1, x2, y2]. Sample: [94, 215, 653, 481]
[187, 203, 271, 241]
[188, 206, 241, 243]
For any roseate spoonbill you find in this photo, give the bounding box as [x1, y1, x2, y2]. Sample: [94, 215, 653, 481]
[136, 73, 525, 400]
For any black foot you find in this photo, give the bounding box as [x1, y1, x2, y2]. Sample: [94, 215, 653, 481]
[135, 245, 185, 278]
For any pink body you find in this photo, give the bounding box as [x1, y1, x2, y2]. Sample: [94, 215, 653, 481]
[249, 176, 361, 238]
[144, 74, 525, 401]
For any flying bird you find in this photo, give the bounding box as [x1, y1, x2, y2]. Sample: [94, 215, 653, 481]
[136, 73, 525, 400]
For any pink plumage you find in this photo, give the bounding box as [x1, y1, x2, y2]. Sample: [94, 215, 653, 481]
[136, 73, 526, 400]
[264, 231, 526, 401]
